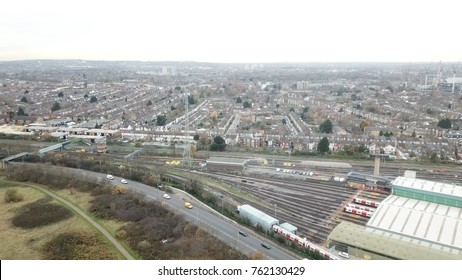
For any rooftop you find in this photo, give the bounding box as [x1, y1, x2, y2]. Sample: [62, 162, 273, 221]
[367, 195, 462, 251]
[238, 204, 279, 226]
[392, 176, 462, 198]
[206, 157, 246, 165]
[329, 221, 462, 260]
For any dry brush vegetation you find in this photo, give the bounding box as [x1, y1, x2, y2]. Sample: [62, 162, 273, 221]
[4, 164, 248, 260]
[0, 184, 119, 260]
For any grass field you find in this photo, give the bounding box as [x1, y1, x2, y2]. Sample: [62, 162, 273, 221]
[0, 180, 125, 260]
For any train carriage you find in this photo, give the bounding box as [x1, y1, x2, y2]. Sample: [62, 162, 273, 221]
[346, 203, 375, 212]
[354, 197, 380, 207]
[344, 206, 374, 218]
[346, 172, 392, 193]
[271, 225, 340, 260]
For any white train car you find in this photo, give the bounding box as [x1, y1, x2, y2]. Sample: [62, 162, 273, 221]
[353, 197, 380, 208]
[271, 225, 341, 260]
[344, 206, 373, 217]
[346, 203, 375, 212]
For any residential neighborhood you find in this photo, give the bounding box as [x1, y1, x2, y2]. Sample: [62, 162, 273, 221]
[1, 60, 461, 163]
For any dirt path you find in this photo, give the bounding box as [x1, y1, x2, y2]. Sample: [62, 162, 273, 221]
[21, 182, 135, 260]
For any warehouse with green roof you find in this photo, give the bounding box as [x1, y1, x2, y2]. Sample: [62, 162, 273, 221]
[327, 176, 462, 260]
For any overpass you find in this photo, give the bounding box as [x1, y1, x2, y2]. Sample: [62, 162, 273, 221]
[37, 139, 79, 154]
[1, 140, 78, 168]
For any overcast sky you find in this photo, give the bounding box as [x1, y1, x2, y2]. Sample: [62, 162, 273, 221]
[1, 0, 460, 63]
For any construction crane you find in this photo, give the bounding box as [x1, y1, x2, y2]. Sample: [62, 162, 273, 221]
[424, 62, 432, 90]
[451, 59, 461, 93]
[433, 61, 443, 91]
[403, 62, 411, 89]
[422, 57, 438, 90]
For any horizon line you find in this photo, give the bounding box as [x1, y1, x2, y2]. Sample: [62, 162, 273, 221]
[0, 58, 454, 64]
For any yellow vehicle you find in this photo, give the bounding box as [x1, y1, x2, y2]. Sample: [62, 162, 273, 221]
[184, 202, 193, 209]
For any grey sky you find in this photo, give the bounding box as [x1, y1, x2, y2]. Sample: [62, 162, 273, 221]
[1, 0, 460, 62]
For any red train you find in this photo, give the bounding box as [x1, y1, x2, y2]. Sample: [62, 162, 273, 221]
[346, 203, 375, 212]
[271, 225, 341, 260]
[353, 197, 380, 208]
[344, 206, 373, 217]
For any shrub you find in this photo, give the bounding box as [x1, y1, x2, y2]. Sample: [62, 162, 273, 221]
[137, 240, 151, 250]
[112, 185, 127, 195]
[4, 189, 24, 203]
[12, 198, 73, 228]
[42, 231, 118, 260]
[251, 251, 265, 260]
[115, 229, 128, 239]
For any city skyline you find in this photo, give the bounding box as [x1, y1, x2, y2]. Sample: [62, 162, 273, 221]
[1, 0, 461, 63]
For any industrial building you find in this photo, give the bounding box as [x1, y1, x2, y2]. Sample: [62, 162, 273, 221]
[279, 222, 298, 235]
[237, 204, 279, 232]
[327, 176, 462, 259]
[205, 157, 246, 172]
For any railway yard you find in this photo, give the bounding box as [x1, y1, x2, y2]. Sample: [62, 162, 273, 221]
[101, 152, 462, 246]
[162, 158, 462, 247]
[3, 147, 462, 250]
[197, 167, 385, 245]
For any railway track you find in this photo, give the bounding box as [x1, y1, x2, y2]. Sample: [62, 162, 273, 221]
[190, 170, 366, 243]
[82, 152, 462, 245]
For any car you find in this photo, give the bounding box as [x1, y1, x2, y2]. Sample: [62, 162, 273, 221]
[261, 242, 271, 249]
[120, 179, 127, 184]
[184, 202, 193, 209]
[106, 174, 114, 180]
[238, 231, 248, 237]
[163, 193, 171, 199]
[338, 252, 350, 259]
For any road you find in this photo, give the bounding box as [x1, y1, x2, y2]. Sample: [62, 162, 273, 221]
[63, 167, 300, 260]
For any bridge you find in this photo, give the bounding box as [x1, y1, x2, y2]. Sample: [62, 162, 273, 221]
[37, 139, 80, 154]
[124, 150, 140, 160]
[2, 152, 30, 162]
[1, 140, 78, 169]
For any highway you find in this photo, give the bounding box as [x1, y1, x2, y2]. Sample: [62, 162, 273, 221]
[52, 166, 300, 260]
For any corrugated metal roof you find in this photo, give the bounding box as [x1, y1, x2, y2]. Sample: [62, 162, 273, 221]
[392, 176, 462, 198]
[280, 222, 298, 233]
[367, 195, 462, 251]
[328, 221, 462, 260]
[238, 204, 279, 226]
[206, 157, 245, 165]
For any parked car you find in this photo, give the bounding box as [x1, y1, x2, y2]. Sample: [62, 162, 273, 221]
[106, 174, 114, 180]
[338, 252, 350, 259]
[120, 179, 127, 184]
